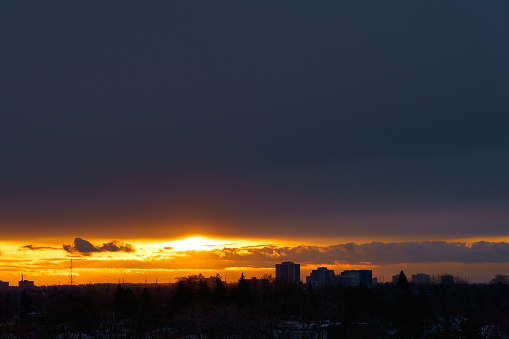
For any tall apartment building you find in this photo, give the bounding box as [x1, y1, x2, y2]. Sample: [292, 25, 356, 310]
[275, 261, 300, 283]
[307, 267, 335, 288]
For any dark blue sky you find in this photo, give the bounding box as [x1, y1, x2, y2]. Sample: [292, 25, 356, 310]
[1, 0, 508, 240]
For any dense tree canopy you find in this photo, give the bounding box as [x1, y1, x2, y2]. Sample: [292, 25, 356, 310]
[1, 275, 509, 338]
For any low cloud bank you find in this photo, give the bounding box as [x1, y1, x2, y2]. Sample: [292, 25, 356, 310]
[170, 241, 509, 267]
[60, 240, 509, 264]
[63, 238, 135, 256]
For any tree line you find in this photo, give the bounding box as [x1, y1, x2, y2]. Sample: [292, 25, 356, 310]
[1, 272, 509, 338]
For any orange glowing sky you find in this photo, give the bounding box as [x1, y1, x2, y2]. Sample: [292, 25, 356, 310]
[2, 234, 509, 286]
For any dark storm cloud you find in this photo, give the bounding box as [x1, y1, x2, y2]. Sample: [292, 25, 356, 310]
[63, 238, 135, 256]
[1, 0, 508, 239]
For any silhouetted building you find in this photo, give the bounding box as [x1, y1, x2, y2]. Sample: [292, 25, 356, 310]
[307, 267, 335, 288]
[341, 270, 372, 287]
[372, 277, 378, 285]
[441, 274, 454, 285]
[335, 274, 357, 287]
[0, 281, 9, 289]
[392, 274, 400, 284]
[276, 261, 300, 283]
[412, 273, 430, 285]
[19, 280, 34, 290]
[250, 276, 272, 288]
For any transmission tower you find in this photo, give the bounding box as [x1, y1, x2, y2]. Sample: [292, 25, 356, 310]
[68, 259, 75, 286]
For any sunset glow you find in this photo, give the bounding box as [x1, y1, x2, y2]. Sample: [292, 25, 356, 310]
[1, 234, 509, 287]
[166, 236, 232, 252]
[1, 0, 508, 292]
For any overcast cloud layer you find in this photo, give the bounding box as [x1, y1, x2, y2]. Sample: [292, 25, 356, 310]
[1, 1, 508, 240]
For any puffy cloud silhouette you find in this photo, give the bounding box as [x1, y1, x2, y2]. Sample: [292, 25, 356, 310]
[98, 240, 135, 253]
[63, 238, 135, 256]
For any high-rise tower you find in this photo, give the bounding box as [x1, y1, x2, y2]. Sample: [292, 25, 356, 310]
[275, 261, 300, 283]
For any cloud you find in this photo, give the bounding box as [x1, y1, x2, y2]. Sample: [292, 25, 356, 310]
[155, 241, 509, 268]
[63, 238, 135, 256]
[204, 243, 237, 247]
[98, 240, 135, 253]
[240, 244, 278, 249]
[19, 244, 60, 251]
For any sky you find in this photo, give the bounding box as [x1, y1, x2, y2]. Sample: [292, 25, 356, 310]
[1, 0, 509, 285]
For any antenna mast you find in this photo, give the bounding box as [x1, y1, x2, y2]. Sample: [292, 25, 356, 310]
[69, 259, 75, 286]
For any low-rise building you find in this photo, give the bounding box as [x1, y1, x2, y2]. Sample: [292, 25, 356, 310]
[19, 280, 35, 290]
[441, 274, 454, 285]
[341, 270, 372, 287]
[412, 273, 430, 285]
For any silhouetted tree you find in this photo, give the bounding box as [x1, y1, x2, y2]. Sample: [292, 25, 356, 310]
[113, 284, 138, 316]
[396, 270, 410, 290]
[171, 277, 193, 311]
[491, 274, 509, 285]
[213, 273, 227, 304]
[236, 273, 250, 306]
[197, 274, 211, 299]
[5, 273, 509, 338]
[136, 288, 159, 334]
